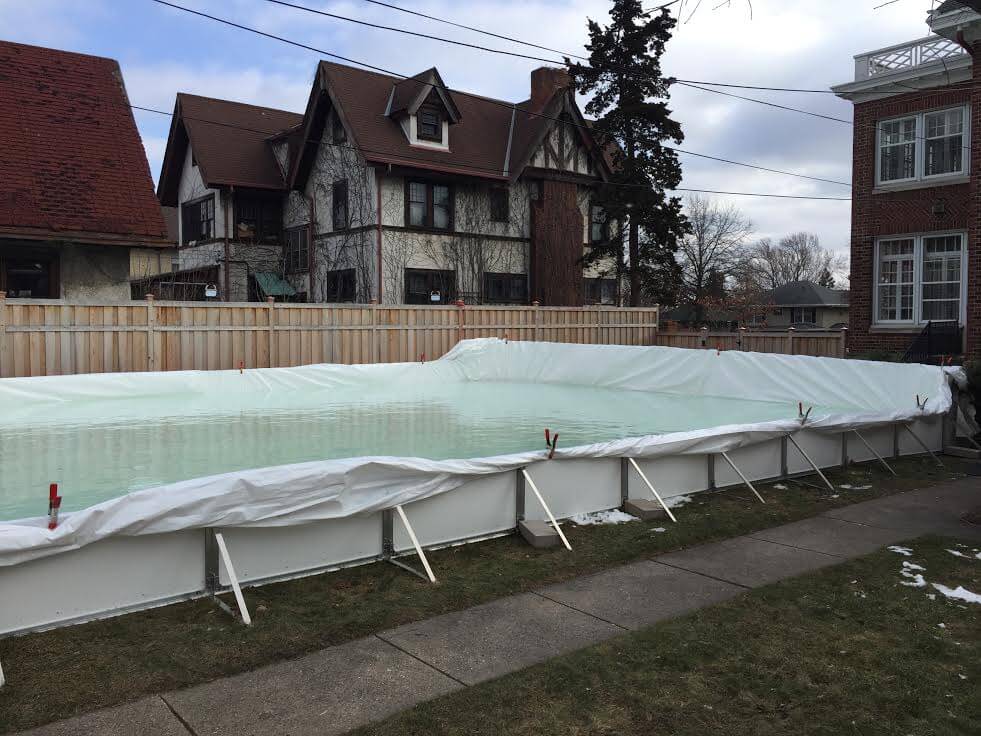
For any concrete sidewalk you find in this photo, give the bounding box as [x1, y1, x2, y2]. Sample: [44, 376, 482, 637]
[17, 479, 981, 736]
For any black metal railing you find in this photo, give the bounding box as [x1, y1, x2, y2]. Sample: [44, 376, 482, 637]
[902, 321, 963, 364]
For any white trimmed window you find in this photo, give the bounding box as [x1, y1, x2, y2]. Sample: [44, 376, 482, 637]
[876, 106, 968, 186]
[874, 233, 966, 326]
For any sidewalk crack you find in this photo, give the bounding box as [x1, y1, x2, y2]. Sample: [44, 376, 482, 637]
[373, 634, 468, 688]
[159, 694, 199, 736]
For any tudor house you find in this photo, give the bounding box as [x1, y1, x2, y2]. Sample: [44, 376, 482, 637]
[0, 41, 172, 301]
[155, 63, 618, 305]
[833, 2, 981, 359]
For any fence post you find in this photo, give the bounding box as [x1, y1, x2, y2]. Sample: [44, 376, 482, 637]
[700, 325, 708, 348]
[0, 291, 6, 378]
[532, 300, 541, 342]
[456, 299, 465, 347]
[370, 300, 380, 364]
[266, 296, 276, 368]
[839, 327, 848, 358]
[787, 326, 795, 355]
[145, 294, 156, 372]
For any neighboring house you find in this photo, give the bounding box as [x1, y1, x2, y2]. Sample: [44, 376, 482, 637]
[155, 63, 619, 305]
[757, 281, 849, 329]
[0, 40, 172, 301]
[832, 2, 981, 357]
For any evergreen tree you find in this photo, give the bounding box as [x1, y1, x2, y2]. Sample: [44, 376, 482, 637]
[568, 0, 688, 306]
[816, 266, 836, 289]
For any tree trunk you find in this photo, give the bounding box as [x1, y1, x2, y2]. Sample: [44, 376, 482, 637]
[628, 217, 640, 307]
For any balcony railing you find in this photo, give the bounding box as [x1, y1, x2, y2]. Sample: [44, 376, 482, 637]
[855, 35, 966, 80]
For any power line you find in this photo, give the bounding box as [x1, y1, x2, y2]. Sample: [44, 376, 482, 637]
[676, 82, 852, 124]
[149, 0, 851, 189]
[342, 0, 834, 93]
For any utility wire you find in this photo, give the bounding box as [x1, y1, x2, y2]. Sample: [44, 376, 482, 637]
[336, 0, 836, 93]
[149, 0, 850, 189]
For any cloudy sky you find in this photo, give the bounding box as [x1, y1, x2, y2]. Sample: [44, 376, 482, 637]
[1, 0, 940, 273]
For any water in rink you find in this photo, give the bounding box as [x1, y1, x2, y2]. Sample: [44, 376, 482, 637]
[0, 380, 850, 520]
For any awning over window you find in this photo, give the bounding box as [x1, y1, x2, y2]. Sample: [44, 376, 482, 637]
[253, 271, 297, 298]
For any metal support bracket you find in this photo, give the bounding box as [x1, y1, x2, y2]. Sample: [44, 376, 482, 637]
[521, 467, 572, 550]
[903, 423, 944, 467]
[626, 457, 677, 523]
[515, 467, 526, 523]
[719, 452, 766, 504]
[840, 433, 849, 469]
[0, 655, 5, 688]
[209, 530, 252, 626]
[786, 434, 836, 492]
[707, 454, 716, 490]
[382, 506, 437, 583]
[851, 430, 896, 476]
[780, 436, 789, 478]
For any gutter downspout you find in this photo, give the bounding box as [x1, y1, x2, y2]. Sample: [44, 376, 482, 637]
[224, 186, 233, 301]
[305, 192, 316, 302]
[955, 30, 975, 55]
[376, 167, 384, 303]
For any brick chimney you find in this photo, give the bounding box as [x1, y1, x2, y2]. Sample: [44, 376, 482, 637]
[530, 67, 571, 111]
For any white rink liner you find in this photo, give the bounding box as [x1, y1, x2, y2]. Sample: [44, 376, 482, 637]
[0, 339, 956, 635]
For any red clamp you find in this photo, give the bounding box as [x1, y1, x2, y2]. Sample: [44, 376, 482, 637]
[239, 360, 245, 375]
[420, 353, 426, 363]
[545, 428, 559, 459]
[48, 483, 62, 530]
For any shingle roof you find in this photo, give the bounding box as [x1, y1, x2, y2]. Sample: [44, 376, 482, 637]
[768, 281, 849, 307]
[0, 40, 169, 245]
[179, 94, 303, 190]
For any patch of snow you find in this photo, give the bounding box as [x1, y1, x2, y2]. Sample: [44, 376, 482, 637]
[571, 509, 638, 526]
[958, 674, 967, 680]
[830, 494, 840, 499]
[838, 484, 873, 490]
[927, 594, 937, 600]
[888, 545, 914, 556]
[773, 484, 788, 490]
[938, 623, 946, 629]
[945, 548, 981, 561]
[903, 561, 926, 571]
[931, 583, 981, 605]
[900, 572, 927, 588]
[664, 495, 693, 509]
[651, 527, 667, 533]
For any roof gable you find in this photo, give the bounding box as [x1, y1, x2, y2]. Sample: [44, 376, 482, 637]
[769, 281, 849, 307]
[386, 68, 461, 123]
[158, 94, 303, 205]
[0, 40, 168, 244]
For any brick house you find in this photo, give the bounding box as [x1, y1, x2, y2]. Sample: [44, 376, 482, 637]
[153, 63, 619, 305]
[832, 2, 981, 359]
[0, 40, 173, 301]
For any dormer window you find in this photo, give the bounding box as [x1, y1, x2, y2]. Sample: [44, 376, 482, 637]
[418, 107, 442, 142]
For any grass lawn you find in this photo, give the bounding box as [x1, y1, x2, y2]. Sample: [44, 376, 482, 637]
[353, 535, 981, 736]
[0, 456, 968, 733]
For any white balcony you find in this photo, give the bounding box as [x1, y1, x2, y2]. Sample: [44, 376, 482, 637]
[855, 35, 966, 81]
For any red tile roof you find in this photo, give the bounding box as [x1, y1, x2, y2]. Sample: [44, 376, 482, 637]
[0, 40, 170, 246]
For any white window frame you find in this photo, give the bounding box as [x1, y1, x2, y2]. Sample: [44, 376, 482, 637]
[875, 105, 969, 187]
[872, 231, 968, 327]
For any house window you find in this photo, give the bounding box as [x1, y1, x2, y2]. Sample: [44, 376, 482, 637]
[417, 108, 442, 142]
[489, 187, 509, 223]
[331, 113, 346, 144]
[405, 268, 455, 304]
[181, 195, 215, 245]
[877, 106, 968, 186]
[589, 204, 607, 244]
[790, 307, 817, 325]
[584, 277, 617, 305]
[0, 252, 59, 298]
[284, 227, 309, 273]
[875, 233, 965, 325]
[332, 179, 349, 230]
[234, 194, 281, 244]
[325, 268, 356, 302]
[483, 272, 527, 304]
[405, 180, 453, 230]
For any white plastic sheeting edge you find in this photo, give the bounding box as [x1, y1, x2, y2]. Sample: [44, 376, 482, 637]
[0, 339, 957, 567]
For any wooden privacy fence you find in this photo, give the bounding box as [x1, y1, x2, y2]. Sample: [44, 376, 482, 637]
[0, 294, 660, 378]
[656, 329, 848, 358]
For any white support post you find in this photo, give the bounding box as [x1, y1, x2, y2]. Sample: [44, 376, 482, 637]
[851, 430, 897, 476]
[719, 452, 766, 504]
[395, 504, 437, 584]
[627, 457, 677, 523]
[903, 423, 944, 466]
[521, 468, 573, 550]
[786, 434, 836, 492]
[0, 656, 5, 688]
[213, 532, 252, 626]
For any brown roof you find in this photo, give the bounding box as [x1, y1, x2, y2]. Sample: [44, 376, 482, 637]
[0, 40, 169, 246]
